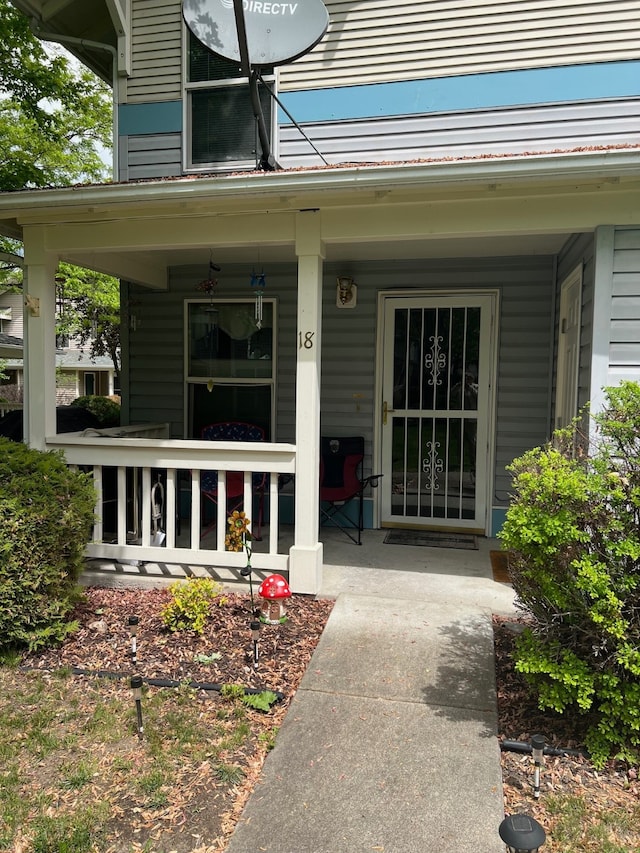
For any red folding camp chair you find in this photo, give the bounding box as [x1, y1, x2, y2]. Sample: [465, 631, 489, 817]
[319, 436, 382, 545]
[200, 422, 267, 540]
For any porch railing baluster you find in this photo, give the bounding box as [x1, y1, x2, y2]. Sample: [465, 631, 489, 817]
[45, 428, 295, 574]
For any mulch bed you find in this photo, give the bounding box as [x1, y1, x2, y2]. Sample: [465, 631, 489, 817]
[23, 587, 334, 700]
[19, 586, 334, 852]
[494, 615, 640, 847]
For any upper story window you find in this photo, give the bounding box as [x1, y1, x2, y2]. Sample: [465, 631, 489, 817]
[186, 32, 275, 172]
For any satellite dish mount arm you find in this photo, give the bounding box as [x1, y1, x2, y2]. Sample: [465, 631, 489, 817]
[232, 0, 278, 171]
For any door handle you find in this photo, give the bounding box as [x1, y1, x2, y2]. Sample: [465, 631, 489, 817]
[383, 400, 395, 425]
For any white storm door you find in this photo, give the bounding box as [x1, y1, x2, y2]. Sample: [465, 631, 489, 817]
[381, 295, 495, 532]
[554, 266, 582, 429]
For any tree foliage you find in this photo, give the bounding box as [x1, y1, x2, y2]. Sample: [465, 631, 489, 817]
[500, 382, 640, 767]
[0, 0, 112, 191]
[56, 263, 121, 385]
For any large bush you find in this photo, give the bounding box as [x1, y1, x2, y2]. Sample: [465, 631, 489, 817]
[0, 438, 96, 652]
[71, 395, 120, 427]
[500, 382, 640, 768]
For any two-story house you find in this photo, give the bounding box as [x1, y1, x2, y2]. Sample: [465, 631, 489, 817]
[1, 0, 640, 593]
[0, 287, 116, 408]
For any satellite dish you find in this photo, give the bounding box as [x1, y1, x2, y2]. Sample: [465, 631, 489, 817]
[183, 0, 329, 66]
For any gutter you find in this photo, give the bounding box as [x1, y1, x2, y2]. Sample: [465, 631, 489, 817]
[1, 149, 639, 217]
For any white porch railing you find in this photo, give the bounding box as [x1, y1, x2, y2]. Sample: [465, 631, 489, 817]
[47, 426, 296, 574]
[0, 401, 23, 418]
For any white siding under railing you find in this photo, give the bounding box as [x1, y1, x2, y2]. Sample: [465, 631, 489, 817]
[47, 432, 295, 573]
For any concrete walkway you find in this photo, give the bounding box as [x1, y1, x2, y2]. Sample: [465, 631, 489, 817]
[226, 536, 516, 853]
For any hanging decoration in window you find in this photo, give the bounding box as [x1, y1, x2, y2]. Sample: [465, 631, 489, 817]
[196, 256, 221, 392]
[251, 271, 267, 329]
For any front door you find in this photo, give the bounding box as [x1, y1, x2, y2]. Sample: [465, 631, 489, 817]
[380, 294, 496, 532]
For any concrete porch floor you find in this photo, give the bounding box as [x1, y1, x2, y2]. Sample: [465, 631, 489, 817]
[82, 527, 515, 618]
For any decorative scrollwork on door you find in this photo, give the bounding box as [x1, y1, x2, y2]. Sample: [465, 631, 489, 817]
[424, 335, 447, 386]
[422, 440, 444, 490]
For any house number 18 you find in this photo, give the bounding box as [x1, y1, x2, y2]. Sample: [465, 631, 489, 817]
[299, 331, 315, 349]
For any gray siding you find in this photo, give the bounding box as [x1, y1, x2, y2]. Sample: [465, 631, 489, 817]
[282, 0, 640, 90]
[279, 99, 640, 168]
[118, 133, 182, 181]
[128, 0, 182, 104]
[124, 255, 556, 510]
[118, 98, 640, 178]
[125, 0, 640, 99]
[610, 228, 640, 384]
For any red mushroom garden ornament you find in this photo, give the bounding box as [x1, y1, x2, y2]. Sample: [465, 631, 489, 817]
[258, 574, 292, 624]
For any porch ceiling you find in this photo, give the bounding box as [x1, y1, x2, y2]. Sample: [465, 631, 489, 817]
[134, 232, 573, 266]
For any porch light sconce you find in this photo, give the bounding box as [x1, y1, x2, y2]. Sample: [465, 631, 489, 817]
[336, 276, 357, 309]
[25, 294, 40, 317]
[498, 814, 546, 852]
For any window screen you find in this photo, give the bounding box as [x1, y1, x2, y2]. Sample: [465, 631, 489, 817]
[188, 32, 274, 168]
[191, 83, 273, 165]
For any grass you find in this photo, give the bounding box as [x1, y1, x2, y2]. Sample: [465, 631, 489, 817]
[0, 668, 262, 852]
[543, 793, 640, 852]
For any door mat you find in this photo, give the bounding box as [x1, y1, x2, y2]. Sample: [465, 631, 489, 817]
[490, 550, 512, 584]
[383, 530, 478, 549]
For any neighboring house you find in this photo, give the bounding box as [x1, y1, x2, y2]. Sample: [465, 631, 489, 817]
[0, 289, 116, 405]
[1, 0, 640, 593]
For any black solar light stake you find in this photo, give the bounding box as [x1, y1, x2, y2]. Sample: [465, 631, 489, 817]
[250, 620, 261, 669]
[130, 675, 144, 738]
[499, 814, 546, 852]
[531, 734, 545, 800]
[128, 615, 139, 665]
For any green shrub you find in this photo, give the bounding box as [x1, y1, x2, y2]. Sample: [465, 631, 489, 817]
[161, 577, 223, 635]
[0, 438, 96, 652]
[70, 395, 120, 427]
[500, 381, 640, 767]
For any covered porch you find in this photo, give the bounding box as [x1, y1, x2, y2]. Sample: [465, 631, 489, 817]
[3, 152, 640, 593]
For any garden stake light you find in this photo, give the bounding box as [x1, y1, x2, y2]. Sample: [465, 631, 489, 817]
[227, 511, 259, 616]
[128, 615, 139, 665]
[499, 814, 546, 852]
[531, 733, 545, 800]
[240, 564, 258, 616]
[130, 675, 144, 738]
[250, 620, 261, 668]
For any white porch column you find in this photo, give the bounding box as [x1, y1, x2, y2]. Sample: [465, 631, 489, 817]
[588, 225, 615, 418]
[23, 228, 58, 450]
[289, 211, 325, 594]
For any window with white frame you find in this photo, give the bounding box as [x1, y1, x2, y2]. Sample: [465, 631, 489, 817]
[186, 31, 275, 171]
[186, 298, 276, 439]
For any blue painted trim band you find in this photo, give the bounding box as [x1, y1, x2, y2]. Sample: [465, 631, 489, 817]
[491, 507, 508, 538]
[118, 101, 183, 136]
[279, 60, 640, 124]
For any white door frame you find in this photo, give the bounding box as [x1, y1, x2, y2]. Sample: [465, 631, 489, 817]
[373, 289, 499, 535]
